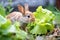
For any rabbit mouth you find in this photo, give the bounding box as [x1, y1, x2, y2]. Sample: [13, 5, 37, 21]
[31, 18, 35, 22]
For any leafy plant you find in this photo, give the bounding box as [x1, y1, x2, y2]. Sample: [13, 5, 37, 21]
[0, 4, 6, 17]
[0, 0, 13, 16]
[27, 6, 55, 35]
[6, 4, 14, 15]
[0, 15, 27, 40]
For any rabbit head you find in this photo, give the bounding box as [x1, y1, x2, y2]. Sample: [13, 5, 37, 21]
[18, 4, 35, 23]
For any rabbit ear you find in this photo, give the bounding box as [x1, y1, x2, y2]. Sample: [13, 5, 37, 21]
[18, 4, 25, 15]
[24, 3, 29, 11]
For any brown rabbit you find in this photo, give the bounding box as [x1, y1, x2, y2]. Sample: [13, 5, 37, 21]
[6, 4, 35, 30]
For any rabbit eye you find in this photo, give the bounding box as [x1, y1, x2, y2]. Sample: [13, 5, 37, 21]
[27, 16, 30, 18]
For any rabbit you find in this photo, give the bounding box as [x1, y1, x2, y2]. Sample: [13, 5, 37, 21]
[6, 4, 35, 30]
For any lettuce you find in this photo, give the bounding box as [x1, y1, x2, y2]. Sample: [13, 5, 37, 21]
[0, 15, 27, 40]
[33, 6, 55, 23]
[27, 6, 55, 35]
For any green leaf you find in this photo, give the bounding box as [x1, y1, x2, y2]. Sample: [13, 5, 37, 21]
[30, 24, 47, 35]
[45, 23, 54, 32]
[16, 30, 27, 40]
[1, 20, 11, 29]
[0, 15, 6, 25]
[0, 4, 6, 17]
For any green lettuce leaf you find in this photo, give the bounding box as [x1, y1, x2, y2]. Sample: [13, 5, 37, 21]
[27, 6, 55, 35]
